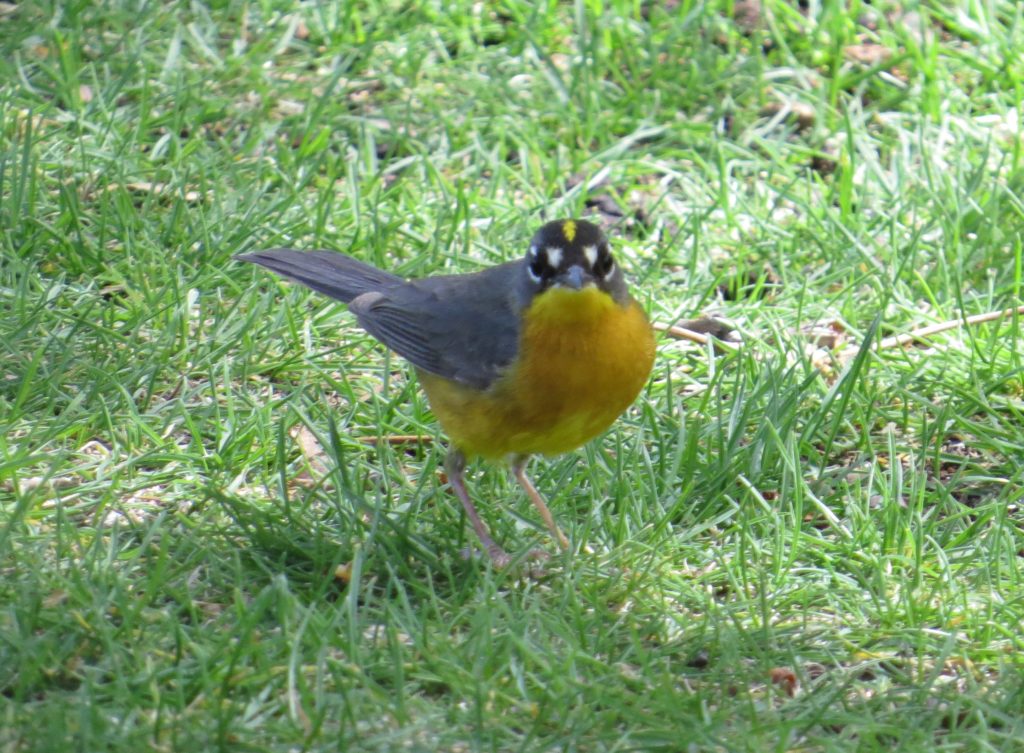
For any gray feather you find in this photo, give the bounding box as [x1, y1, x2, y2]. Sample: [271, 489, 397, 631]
[236, 249, 402, 303]
[238, 249, 523, 389]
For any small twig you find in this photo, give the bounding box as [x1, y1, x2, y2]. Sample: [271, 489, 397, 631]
[655, 319, 742, 353]
[654, 322, 711, 346]
[357, 435, 432, 446]
[876, 304, 1024, 351]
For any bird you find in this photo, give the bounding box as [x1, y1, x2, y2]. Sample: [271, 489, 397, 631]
[237, 219, 655, 566]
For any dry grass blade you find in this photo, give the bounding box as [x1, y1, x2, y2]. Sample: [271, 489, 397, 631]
[656, 318, 740, 352]
[357, 435, 433, 446]
[875, 305, 1024, 351]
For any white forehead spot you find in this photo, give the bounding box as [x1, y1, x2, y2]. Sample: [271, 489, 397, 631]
[529, 245, 539, 257]
[582, 245, 598, 268]
[545, 247, 563, 268]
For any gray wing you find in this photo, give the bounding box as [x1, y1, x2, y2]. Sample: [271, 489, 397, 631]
[349, 261, 523, 390]
[236, 249, 403, 303]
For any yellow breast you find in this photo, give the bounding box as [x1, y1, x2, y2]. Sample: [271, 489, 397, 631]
[418, 286, 655, 459]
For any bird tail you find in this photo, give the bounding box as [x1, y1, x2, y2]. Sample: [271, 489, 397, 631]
[236, 249, 403, 303]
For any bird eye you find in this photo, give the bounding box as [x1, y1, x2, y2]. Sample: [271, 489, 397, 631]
[529, 254, 548, 281]
[594, 249, 615, 277]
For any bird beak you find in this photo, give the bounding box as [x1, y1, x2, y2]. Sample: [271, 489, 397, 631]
[556, 265, 593, 290]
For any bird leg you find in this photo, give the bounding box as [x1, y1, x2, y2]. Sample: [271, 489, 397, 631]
[444, 448, 511, 567]
[511, 455, 570, 551]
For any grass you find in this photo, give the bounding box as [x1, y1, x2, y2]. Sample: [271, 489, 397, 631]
[2, 0, 1023, 750]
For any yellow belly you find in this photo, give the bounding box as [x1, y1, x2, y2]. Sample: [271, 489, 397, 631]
[418, 287, 655, 458]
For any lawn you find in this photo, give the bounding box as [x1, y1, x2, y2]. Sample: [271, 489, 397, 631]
[2, 0, 1023, 750]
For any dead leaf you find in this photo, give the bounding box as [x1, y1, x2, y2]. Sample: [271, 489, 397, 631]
[801, 320, 848, 350]
[810, 151, 838, 176]
[718, 267, 781, 301]
[844, 43, 892, 66]
[291, 424, 329, 475]
[105, 182, 206, 203]
[334, 562, 353, 583]
[43, 590, 68, 608]
[759, 100, 816, 131]
[804, 662, 827, 680]
[733, 0, 762, 35]
[686, 649, 710, 669]
[560, 171, 654, 231]
[289, 424, 333, 489]
[640, 0, 681, 18]
[769, 666, 799, 697]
